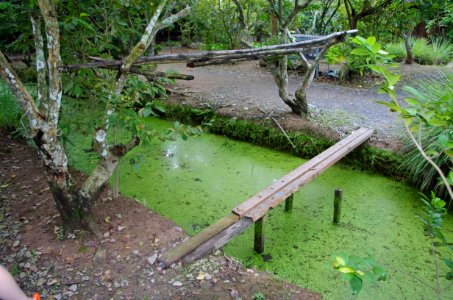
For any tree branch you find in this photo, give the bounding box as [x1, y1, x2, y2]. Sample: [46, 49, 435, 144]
[153, 5, 191, 34]
[283, 0, 314, 28]
[38, 0, 63, 126]
[30, 14, 48, 114]
[62, 30, 358, 71]
[0, 51, 42, 132]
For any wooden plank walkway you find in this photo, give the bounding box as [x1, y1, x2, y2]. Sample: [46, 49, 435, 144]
[159, 128, 374, 268]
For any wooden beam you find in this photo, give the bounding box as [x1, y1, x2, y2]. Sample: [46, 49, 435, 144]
[182, 218, 253, 265]
[60, 30, 357, 72]
[244, 129, 373, 221]
[159, 128, 372, 268]
[233, 128, 373, 219]
[159, 214, 239, 267]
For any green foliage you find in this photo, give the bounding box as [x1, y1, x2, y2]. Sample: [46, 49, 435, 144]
[331, 254, 387, 295]
[419, 192, 453, 282]
[324, 45, 346, 65]
[348, 36, 396, 77]
[398, 75, 453, 199]
[386, 38, 452, 65]
[0, 79, 21, 129]
[370, 36, 452, 205]
[252, 292, 265, 300]
[400, 126, 452, 200]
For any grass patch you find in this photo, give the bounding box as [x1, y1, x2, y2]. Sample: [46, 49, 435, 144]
[399, 73, 452, 200]
[0, 79, 21, 129]
[386, 38, 453, 65]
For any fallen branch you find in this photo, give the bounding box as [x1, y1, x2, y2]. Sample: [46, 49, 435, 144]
[61, 30, 357, 72]
[259, 108, 296, 149]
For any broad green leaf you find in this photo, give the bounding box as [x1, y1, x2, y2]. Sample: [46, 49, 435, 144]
[352, 36, 367, 46]
[438, 134, 449, 148]
[336, 256, 346, 266]
[350, 276, 363, 295]
[371, 43, 381, 54]
[366, 36, 376, 46]
[338, 267, 355, 273]
[351, 48, 370, 56]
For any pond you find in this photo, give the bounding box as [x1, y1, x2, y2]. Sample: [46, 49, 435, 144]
[68, 117, 453, 299]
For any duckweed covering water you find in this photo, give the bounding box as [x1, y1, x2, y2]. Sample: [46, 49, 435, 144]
[67, 118, 453, 299]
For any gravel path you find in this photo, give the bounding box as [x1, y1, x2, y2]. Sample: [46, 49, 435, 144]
[159, 48, 451, 139]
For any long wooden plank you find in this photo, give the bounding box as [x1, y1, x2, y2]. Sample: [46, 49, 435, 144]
[245, 128, 373, 221]
[159, 214, 239, 267]
[233, 128, 373, 216]
[159, 128, 373, 267]
[182, 218, 253, 265]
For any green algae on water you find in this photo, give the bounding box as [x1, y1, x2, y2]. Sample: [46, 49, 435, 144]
[66, 117, 453, 299]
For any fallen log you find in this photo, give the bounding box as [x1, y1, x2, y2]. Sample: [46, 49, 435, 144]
[61, 30, 357, 72]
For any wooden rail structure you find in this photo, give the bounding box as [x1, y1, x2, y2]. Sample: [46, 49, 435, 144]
[159, 128, 374, 268]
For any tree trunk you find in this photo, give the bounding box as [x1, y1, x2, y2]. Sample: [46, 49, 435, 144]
[402, 30, 414, 64]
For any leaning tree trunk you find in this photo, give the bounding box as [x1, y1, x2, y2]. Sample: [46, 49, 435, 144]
[402, 30, 414, 64]
[0, 0, 190, 234]
[269, 27, 309, 116]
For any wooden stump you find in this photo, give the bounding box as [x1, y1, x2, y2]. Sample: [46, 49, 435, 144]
[285, 194, 294, 212]
[333, 188, 343, 224]
[254, 216, 265, 253]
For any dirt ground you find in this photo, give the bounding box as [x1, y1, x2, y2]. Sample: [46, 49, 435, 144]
[0, 130, 320, 299]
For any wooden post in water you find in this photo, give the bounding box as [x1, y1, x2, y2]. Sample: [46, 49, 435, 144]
[254, 216, 265, 253]
[285, 194, 294, 212]
[333, 188, 343, 224]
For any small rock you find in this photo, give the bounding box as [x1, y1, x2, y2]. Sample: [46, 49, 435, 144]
[196, 272, 205, 281]
[53, 294, 62, 300]
[132, 250, 140, 255]
[173, 281, 183, 287]
[12, 240, 20, 247]
[93, 248, 107, 263]
[68, 284, 77, 292]
[36, 278, 46, 286]
[204, 273, 212, 280]
[147, 253, 158, 266]
[47, 279, 58, 286]
[82, 276, 89, 281]
[230, 289, 242, 300]
[117, 226, 126, 232]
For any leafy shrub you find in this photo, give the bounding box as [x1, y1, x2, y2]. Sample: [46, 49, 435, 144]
[399, 73, 453, 200]
[327, 36, 395, 80]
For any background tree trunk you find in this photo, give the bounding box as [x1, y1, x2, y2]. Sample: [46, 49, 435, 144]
[402, 30, 414, 64]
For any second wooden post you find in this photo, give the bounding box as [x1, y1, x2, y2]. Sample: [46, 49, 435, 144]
[254, 216, 265, 253]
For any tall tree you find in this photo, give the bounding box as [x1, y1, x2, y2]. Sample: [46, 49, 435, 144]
[267, 0, 348, 116]
[0, 0, 190, 234]
[343, 0, 393, 29]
